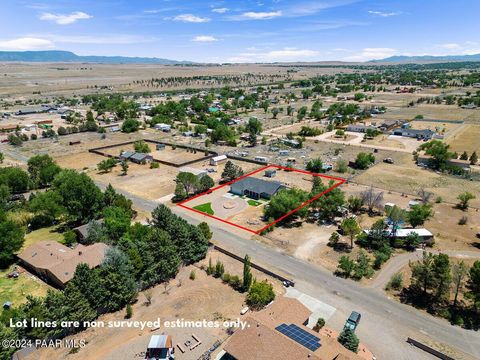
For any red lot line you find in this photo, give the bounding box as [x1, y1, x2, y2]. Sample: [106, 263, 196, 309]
[177, 164, 346, 234]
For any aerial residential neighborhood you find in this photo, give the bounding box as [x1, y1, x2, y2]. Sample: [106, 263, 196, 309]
[0, 1, 480, 360]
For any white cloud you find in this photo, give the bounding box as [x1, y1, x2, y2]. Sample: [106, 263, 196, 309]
[212, 8, 228, 14]
[173, 14, 210, 23]
[368, 10, 401, 17]
[0, 37, 55, 50]
[343, 47, 397, 61]
[39, 11, 92, 25]
[437, 43, 461, 50]
[192, 35, 218, 42]
[228, 47, 319, 62]
[235, 11, 282, 20]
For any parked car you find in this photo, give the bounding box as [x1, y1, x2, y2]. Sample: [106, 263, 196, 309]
[344, 311, 361, 331]
[383, 157, 394, 164]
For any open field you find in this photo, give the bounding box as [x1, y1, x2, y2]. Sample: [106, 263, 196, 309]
[0, 63, 360, 99]
[445, 124, 480, 153]
[354, 153, 480, 208]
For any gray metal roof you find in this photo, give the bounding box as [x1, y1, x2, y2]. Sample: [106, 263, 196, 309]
[130, 152, 150, 161]
[120, 150, 135, 158]
[231, 177, 285, 196]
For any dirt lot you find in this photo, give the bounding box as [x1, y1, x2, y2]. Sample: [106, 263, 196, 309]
[353, 153, 480, 208]
[445, 124, 480, 153]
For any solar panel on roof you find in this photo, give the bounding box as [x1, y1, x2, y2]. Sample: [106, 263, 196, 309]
[275, 323, 321, 352]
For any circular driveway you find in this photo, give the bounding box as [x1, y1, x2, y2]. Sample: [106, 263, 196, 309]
[211, 196, 247, 218]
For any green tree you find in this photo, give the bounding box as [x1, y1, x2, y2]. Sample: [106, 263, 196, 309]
[338, 328, 359, 353]
[410, 252, 436, 298]
[341, 217, 360, 249]
[457, 192, 475, 210]
[264, 188, 309, 224]
[432, 253, 452, 304]
[337, 256, 356, 278]
[243, 255, 253, 292]
[29, 190, 66, 221]
[470, 151, 478, 165]
[176, 172, 199, 196]
[246, 117, 263, 134]
[419, 140, 454, 169]
[452, 261, 468, 307]
[246, 281, 275, 309]
[199, 175, 214, 192]
[27, 154, 61, 188]
[0, 167, 30, 193]
[407, 204, 433, 228]
[133, 140, 150, 153]
[353, 250, 374, 280]
[103, 206, 131, 241]
[197, 222, 212, 241]
[467, 261, 480, 311]
[221, 161, 244, 182]
[52, 170, 104, 222]
[0, 220, 25, 268]
[355, 152, 375, 169]
[97, 158, 117, 173]
[306, 158, 324, 173]
[120, 160, 129, 175]
[121, 119, 140, 133]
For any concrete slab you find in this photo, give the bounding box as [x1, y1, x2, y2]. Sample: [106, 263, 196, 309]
[285, 288, 336, 328]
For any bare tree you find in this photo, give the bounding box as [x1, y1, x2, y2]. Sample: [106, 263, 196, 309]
[360, 186, 384, 213]
[417, 188, 433, 204]
[452, 261, 468, 307]
[144, 290, 153, 306]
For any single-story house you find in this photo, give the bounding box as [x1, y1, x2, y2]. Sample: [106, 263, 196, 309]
[392, 128, 435, 140]
[17, 241, 108, 288]
[230, 177, 286, 200]
[15, 108, 44, 116]
[210, 154, 227, 166]
[130, 153, 153, 164]
[363, 228, 434, 244]
[282, 139, 300, 148]
[178, 166, 207, 178]
[120, 150, 135, 160]
[222, 297, 365, 360]
[346, 124, 377, 133]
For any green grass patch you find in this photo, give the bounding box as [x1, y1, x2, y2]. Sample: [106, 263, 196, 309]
[23, 226, 64, 250]
[0, 266, 53, 306]
[193, 203, 214, 215]
[247, 200, 262, 206]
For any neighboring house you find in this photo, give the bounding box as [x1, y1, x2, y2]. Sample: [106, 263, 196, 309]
[178, 166, 207, 178]
[210, 154, 227, 166]
[230, 177, 285, 200]
[282, 138, 300, 148]
[392, 128, 435, 140]
[17, 241, 108, 288]
[145, 335, 174, 360]
[120, 150, 135, 161]
[222, 297, 366, 360]
[376, 119, 403, 131]
[363, 228, 434, 244]
[130, 153, 153, 164]
[346, 124, 377, 133]
[15, 108, 44, 115]
[154, 123, 171, 132]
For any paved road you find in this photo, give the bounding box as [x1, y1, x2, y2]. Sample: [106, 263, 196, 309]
[103, 183, 480, 360]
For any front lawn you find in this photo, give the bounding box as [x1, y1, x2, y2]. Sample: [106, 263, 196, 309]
[0, 266, 53, 306]
[193, 202, 215, 215]
[247, 199, 262, 206]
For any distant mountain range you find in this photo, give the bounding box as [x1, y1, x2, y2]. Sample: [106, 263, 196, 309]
[0, 50, 193, 64]
[371, 54, 480, 63]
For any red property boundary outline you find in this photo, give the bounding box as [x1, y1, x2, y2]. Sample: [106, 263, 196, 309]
[177, 164, 346, 235]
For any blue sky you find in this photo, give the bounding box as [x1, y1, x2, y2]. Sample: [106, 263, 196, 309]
[0, 0, 479, 62]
